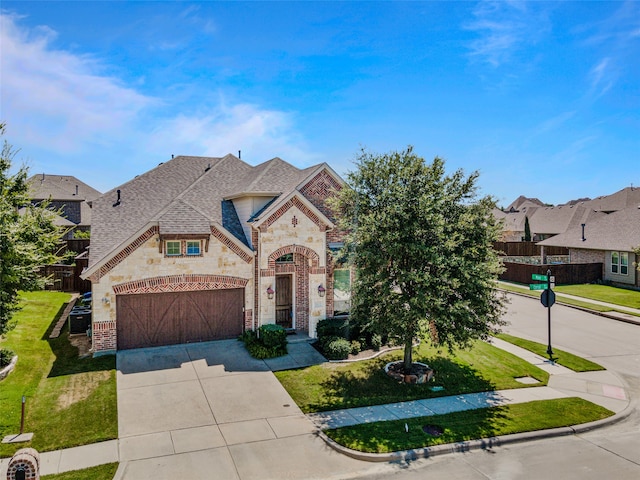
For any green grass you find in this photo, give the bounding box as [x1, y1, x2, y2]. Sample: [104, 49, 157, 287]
[274, 340, 549, 413]
[497, 282, 640, 317]
[496, 333, 605, 372]
[554, 284, 640, 309]
[326, 397, 613, 453]
[42, 463, 118, 480]
[0, 292, 117, 458]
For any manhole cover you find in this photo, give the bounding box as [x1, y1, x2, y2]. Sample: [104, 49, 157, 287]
[422, 425, 443, 436]
[515, 376, 540, 384]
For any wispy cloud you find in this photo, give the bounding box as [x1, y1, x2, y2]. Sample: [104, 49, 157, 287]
[0, 13, 316, 176]
[588, 57, 615, 97]
[146, 102, 320, 166]
[464, 1, 549, 67]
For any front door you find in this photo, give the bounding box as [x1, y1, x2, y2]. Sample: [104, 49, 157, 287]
[275, 275, 293, 329]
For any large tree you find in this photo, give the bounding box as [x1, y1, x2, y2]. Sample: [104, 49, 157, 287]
[0, 124, 67, 335]
[333, 147, 506, 372]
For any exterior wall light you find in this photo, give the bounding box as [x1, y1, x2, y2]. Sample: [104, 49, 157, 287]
[318, 284, 326, 297]
[102, 296, 110, 305]
[266, 286, 274, 300]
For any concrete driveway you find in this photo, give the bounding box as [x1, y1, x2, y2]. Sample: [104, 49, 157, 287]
[115, 339, 380, 479]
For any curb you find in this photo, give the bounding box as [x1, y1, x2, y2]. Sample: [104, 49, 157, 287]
[316, 402, 634, 462]
[498, 288, 640, 327]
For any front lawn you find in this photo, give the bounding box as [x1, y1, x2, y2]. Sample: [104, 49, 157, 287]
[0, 292, 117, 458]
[497, 333, 605, 372]
[554, 284, 640, 309]
[274, 340, 549, 413]
[326, 397, 613, 453]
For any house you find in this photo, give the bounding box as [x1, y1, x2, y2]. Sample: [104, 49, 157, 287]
[538, 205, 640, 288]
[81, 154, 348, 353]
[26, 174, 102, 237]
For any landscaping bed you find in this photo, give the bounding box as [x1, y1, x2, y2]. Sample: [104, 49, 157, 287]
[0, 291, 117, 458]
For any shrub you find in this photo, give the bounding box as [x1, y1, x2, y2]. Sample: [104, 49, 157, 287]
[259, 324, 287, 349]
[350, 340, 362, 355]
[324, 337, 351, 360]
[0, 348, 15, 368]
[370, 334, 382, 351]
[240, 325, 287, 359]
[316, 317, 350, 339]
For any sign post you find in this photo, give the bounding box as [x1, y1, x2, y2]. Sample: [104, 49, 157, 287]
[530, 270, 554, 360]
[544, 269, 553, 359]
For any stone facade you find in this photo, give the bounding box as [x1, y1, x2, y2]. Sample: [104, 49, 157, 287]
[87, 164, 347, 353]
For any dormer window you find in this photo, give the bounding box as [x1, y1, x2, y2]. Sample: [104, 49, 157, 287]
[162, 238, 206, 257]
[186, 241, 201, 256]
[166, 241, 181, 256]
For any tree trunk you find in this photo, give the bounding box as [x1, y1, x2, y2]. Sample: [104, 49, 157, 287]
[403, 335, 413, 373]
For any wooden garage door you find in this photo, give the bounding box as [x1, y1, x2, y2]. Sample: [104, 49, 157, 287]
[116, 289, 244, 350]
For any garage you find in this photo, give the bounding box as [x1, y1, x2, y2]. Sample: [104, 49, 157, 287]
[116, 288, 244, 350]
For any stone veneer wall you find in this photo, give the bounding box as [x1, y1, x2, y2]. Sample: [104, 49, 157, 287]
[569, 248, 605, 264]
[90, 231, 253, 352]
[257, 203, 327, 336]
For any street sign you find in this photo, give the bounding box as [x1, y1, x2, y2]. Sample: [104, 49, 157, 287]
[541, 289, 556, 307]
[529, 283, 546, 291]
[531, 274, 548, 281]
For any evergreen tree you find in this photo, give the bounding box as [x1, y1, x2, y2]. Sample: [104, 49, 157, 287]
[524, 215, 531, 241]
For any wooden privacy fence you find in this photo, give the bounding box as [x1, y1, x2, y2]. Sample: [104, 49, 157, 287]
[499, 262, 603, 285]
[493, 241, 568, 257]
[40, 260, 91, 294]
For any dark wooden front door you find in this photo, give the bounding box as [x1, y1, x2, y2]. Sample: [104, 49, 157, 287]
[116, 289, 244, 350]
[275, 275, 293, 329]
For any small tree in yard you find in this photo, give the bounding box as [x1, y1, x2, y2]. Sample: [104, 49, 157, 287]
[0, 123, 67, 336]
[332, 147, 506, 373]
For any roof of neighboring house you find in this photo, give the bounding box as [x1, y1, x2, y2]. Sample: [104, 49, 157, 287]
[17, 207, 75, 227]
[88, 154, 334, 270]
[27, 174, 102, 201]
[26, 174, 102, 226]
[538, 205, 640, 252]
[529, 204, 606, 236]
[581, 186, 640, 213]
[499, 206, 540, 232]
[505, 195, 546, 212]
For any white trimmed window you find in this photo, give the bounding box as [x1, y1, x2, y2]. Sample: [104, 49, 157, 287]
[186, 240, 201, 256]
[611, 251, 629, 275]
[166, 241, 181, 256]
[333, 268, 351, 316]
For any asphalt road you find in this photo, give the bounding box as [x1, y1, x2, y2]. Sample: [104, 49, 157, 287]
[361, 293, 640, 480]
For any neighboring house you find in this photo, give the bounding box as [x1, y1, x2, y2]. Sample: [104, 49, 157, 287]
[497, 187, 640, 242]
[82, 154, 348, 353]
[538, 205, 640, 288]
[26, 174, 102, 236]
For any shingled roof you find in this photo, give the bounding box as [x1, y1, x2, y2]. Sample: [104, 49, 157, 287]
[88, 154, 330, 269]
[26, 174, 102, 226]
[538, 205, 640, 252]
[582, 186, 640, 213]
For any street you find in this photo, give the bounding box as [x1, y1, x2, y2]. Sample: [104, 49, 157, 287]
[362, 293, 640, 480]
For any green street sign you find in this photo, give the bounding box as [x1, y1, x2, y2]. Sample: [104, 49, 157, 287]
[529, 283, 547, 291]
[531, 274, 548, 281]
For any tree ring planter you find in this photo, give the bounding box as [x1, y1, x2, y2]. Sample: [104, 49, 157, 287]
[0, 355, 18, 381]
[384, 360, 434, 384]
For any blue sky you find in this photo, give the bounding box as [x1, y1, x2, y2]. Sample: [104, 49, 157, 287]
[1, 1, 638, 206]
